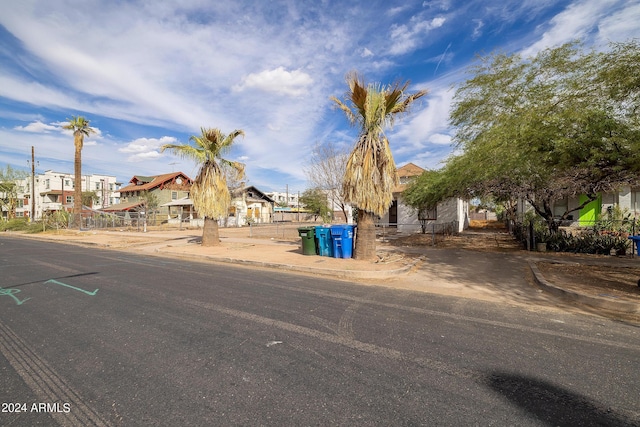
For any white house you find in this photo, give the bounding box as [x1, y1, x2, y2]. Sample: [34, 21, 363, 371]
[10, 170, 120, 220]
[380, 163, 469, 233]
[162, 185, 275, 228]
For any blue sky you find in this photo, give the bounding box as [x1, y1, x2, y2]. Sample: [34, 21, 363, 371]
[0, 0, 638, 194]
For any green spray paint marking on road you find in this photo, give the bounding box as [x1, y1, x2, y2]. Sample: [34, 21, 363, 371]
[0, 287, 31, 305]
[44, 280, 99, 296]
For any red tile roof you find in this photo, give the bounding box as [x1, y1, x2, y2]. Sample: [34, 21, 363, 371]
[119, 172, 192, 194]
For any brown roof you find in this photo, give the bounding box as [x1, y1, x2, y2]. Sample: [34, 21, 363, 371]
[119, 172, 192, 194]
[394, 163, 426, 193]
[100, 201, 144, 212]
[397, 162, 425, 178]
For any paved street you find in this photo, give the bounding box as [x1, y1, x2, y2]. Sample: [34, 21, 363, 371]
[1, 236, 639, 426]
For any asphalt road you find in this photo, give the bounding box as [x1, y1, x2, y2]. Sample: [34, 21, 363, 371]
[1, 236, 639, 426]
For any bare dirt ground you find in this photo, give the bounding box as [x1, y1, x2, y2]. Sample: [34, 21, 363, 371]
[391, 220, 640, 304]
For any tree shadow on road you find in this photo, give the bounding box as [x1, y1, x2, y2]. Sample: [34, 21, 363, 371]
[485, 371, 638, 426]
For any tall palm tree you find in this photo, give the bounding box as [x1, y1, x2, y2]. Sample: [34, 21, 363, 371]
[161, 128, 245, 246]
[63, 116, 95, 229]
[331, 72, 427, 260]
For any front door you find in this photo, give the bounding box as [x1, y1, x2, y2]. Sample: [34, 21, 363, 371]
[389, 200, 398, 227]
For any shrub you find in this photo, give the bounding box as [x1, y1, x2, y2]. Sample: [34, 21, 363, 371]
[0, 218, 30, 231]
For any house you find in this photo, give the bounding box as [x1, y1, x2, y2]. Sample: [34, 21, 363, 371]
[229, 186, 275, 226]
[380, 163, 469, 233]
[160, 185, 275, 228]
[519, 186, 640, 227]
[6, 170, 120, 220]
[112, 172, 192, 218]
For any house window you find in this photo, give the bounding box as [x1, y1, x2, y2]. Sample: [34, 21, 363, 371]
[172, 191, 178, 200]
[16, 211, 24, 217]
[96, 182, 101, 190]
[66, 196, 73, 204]
[17, 200, 24, 208]
[45, 179, 50, 189]
[65, 179, 71, 186]
[419, 207, 437, 220]
[229, 206, 236, 217]
[553, 198, 568, 217]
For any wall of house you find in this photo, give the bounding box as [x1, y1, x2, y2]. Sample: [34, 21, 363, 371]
[228, 199, 273, 226]
[520, 188, 640, 226]
[122, 189, 189, 218]
[381, 196, 468, 233]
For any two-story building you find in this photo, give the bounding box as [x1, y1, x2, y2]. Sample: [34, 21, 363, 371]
[11, 170, 120, 220]
[110, 172, 193, 218]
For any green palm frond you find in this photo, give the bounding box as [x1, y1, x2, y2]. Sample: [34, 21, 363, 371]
[161, 127, 244, 218]
[64, 116, 96, 136]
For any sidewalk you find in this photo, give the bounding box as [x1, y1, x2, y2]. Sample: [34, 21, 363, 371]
[12, 228, 416, 280]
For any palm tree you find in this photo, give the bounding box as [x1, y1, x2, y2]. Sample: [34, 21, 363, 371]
[161, 128, 245, 246]
[63, 116, 95, 229]
[331, 72, 427, 260]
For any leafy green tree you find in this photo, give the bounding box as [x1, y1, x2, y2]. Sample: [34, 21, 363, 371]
[0, 165, 28, 220]
[299, 188, 332, 222]
[161, 128, 245, 246]
[406, 41, 640, 232]
[64, 116, 96, 228]
[331, 72, 427, 259]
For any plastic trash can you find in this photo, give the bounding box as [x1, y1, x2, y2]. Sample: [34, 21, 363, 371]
[331, 224, 356, 258]
[315, 226, 333, 257]
[340, 224, 356, 258]
[297, 226, 317, 255]
[628, 235, 640, 256]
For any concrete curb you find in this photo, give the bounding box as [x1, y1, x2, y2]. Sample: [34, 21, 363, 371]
[163, 249, 418, 280]
[528, 261, 640, 314]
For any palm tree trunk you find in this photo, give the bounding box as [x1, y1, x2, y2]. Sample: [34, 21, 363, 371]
[202, 216, 221, 246]
[73, 143, 82, 229]
[354, 209, 376, 260]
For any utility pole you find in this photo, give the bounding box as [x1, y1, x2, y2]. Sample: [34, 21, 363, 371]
[30, 146, 36, 221]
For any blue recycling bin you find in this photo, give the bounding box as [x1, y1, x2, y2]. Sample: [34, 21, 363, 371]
[628, 235, 640, 256]
[330, 224, 356, 258]
[315, 226, 333, 257]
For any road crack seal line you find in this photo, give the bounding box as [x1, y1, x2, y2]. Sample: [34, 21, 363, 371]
[181, 297, 479, 382]
[256, 282, 640, 352]
[0, 321, 112, 427]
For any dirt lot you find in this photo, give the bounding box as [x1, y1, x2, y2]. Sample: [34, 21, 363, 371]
[390, 220, 640, 305]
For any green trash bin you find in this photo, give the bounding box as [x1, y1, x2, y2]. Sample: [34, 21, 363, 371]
[297, 226, 317, 255]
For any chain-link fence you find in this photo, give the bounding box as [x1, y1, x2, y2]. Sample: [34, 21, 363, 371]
[246, 222, 325, 240]
[245, 221, 460, 242]
[67, 211, 150, 230]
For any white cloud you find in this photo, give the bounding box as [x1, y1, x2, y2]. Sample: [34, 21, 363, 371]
[429, 133, 452, 145]
[521, 0, 619, 56]
[595, 2, 640, 46]
[14, 120, 59, 133]
[389, 17, 446, 55]
[361, 48, 374, 57]
[119, 136, 178, 163]
[471, 19, 484, 40]
[233, 67, 313, 97]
